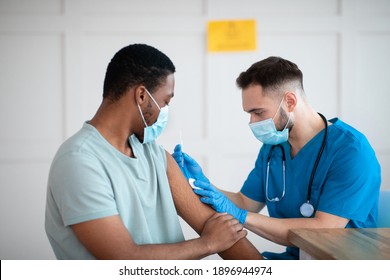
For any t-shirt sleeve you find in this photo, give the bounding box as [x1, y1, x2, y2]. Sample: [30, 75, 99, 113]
[49, 151, 119, 226]
[157, 144, 167, 171]
[317, 142, 381, 222]
[240, 148, 266, 203]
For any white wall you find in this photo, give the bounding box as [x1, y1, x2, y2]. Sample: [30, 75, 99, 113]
[0, 0, 389, 260]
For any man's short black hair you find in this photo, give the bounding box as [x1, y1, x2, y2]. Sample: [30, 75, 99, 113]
[236, 56, 304, 93]
[103, 43, 175, 101]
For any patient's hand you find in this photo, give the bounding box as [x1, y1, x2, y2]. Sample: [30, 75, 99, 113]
[200, 213, 247, 254]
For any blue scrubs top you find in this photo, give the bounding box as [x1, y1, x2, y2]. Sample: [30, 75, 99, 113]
[241, 118, 381, 259]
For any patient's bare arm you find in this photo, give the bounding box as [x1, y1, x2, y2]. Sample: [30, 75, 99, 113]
[166, 151, 263, 260]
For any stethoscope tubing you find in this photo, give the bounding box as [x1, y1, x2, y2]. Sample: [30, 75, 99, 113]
[265, 144, 286, 202]
[265, 113, 328, 217]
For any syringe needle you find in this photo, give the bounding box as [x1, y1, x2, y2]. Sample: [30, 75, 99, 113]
[179, 131, 184, 167]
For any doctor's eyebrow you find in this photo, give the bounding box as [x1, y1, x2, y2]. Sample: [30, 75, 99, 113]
[247, 108, 264, 114]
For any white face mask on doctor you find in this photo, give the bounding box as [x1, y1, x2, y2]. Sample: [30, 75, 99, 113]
[249, 96, 291, 145]
[137, 89, 169, 144]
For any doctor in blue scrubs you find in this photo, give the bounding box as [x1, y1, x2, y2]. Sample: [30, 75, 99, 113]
[173, 56, 382, 260]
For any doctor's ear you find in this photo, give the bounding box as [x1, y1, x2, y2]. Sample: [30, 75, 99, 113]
[285, 92, 297, 111]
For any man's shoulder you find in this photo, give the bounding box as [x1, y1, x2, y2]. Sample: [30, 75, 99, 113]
[330, 118, 369, 145]
[52, 123, 99, 165]
[329, 119, 378, 168]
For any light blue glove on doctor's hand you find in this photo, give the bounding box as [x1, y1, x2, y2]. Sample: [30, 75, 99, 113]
[172, 144, 209, 182]
[192, 180, 248, 225]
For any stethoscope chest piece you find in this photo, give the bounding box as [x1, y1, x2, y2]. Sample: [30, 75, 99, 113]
[300, 201, 314, 217]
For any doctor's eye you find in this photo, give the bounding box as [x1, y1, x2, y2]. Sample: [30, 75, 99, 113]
[253, 111, 264, 117]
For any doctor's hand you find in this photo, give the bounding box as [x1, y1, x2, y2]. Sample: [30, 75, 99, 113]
[193, 180, 248, 225]
[172, 144, 209, 182]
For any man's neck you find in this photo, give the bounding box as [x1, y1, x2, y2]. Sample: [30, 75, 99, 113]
[288, 110, 326, 158]
[89, 100, 136, 157]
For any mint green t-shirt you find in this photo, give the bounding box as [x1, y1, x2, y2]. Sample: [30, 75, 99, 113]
[45, 123, 184, 259]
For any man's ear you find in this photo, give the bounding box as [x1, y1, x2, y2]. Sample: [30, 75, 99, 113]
[285, 91, 297, 112]
[134, 85, 148, 105]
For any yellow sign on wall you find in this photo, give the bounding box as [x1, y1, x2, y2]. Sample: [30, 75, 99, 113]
[207, 19, 257, 52]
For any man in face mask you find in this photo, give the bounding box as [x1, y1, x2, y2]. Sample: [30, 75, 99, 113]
[173, 56, 381, 260]
[45, 43, 262, 260]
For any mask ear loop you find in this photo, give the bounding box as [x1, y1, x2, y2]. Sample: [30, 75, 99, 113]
[136, 88, 160, 128]
[282, 112, 291, 131]
[274, 95, 291, 131]
[136, 101, 148, 127]
[272, 96, 285, 122]
[145, 89, 161, 110]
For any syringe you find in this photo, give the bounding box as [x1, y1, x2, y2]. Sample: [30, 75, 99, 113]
[179, 131, 200, 190]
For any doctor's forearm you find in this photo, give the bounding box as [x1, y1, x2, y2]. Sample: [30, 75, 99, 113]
[245, 211, 348, 246]
[244, 212, 324, 246]
[221, 189, 263, 213]
[245, 213, 292, 246]
[220, 189, 243, 206]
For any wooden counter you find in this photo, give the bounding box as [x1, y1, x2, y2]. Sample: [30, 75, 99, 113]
[288, 228, 390, 260]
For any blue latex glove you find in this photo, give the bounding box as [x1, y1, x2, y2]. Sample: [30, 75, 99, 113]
[192, 180, 248, 225]
[172, 144, 209, 182]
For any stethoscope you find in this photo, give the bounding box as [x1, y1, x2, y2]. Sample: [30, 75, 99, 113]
[265, 113, 328, 217]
